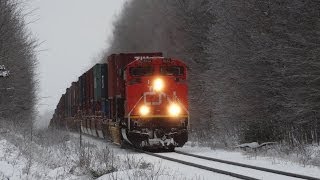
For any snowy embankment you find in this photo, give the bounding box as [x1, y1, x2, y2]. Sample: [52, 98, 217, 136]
[0, 139, 21, 179]
[76, 133, 235, 180]
[0, 128, 233, 180]
[0, 138, 80, 180]
[78, 134, 320, 180]
[176, 142, 320, 179]
[0, 131, 88, 180]
[1, 127, 320, 179]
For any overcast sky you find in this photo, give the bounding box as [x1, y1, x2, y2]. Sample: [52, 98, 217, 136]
[27, 0, 127, 120]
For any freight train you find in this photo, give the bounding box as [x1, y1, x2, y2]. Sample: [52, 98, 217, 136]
[50, 53, 189, 151]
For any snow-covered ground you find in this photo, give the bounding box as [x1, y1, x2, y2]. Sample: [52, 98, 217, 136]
[78, 134, 236, 180]
[78, 134, 320, 180]
[0, 130, 320, 180]
[177, 143, 320, 179]
[0, 136, 88, 180]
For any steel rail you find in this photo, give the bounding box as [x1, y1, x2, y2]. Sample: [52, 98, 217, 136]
[75, 133, 319, 180]
[175, 150, 320, 180]
[135, 149, 258, 180]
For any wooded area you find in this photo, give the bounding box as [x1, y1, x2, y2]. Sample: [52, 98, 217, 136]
[105, 0, 320, 146]
[0, 0, 37, 131]
[1, 0, 319, 147]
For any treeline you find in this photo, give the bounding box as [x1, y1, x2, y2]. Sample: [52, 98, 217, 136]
[0, 0, 37, 130]
[105, 0, 320, 146]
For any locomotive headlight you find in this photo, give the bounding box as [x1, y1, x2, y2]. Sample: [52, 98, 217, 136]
[139, 105, 150, 116]
[168, 103, 181, 116]
[153, 78, 164, 92]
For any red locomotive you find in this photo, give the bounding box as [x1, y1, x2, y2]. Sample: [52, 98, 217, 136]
[50, 52, 189, 150]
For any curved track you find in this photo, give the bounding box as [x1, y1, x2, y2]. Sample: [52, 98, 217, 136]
[174, 150, 320, 180]
[136, 149, 319, 180]
[77, 134, 319, 180]
[135, 149, 257, 180]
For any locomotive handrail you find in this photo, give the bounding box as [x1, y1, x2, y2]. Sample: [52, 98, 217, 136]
[175, 97, 189, 115]
[127, 95, 144, 131]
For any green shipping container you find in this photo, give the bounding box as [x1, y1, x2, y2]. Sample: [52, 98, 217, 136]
[94, 64, 103, 101]
[101, 64, 108, 100]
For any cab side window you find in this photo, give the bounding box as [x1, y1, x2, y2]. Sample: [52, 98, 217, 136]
[129, 66, 154, 76]
[160, 66, 184, 76]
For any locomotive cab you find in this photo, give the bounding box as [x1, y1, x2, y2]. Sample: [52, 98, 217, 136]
[123, 57, 189, 150]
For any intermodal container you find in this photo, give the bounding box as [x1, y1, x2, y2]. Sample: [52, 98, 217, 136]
[93, 63, 109, 114]
[60, 94, 66, 127]
[75, 81, 79, 112]
[79, 74, 86, 110]
[71, 82, 76, 116]
[69, 87, 72, 117]
[101, 64, 108, 100]
[85, 68, 94, 113]
[93, 64, 102, 101]
[65, 89, 70, 117]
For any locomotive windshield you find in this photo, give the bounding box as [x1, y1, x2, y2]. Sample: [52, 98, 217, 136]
[130, 66, 154, 76]
[160, 66, 184, 76]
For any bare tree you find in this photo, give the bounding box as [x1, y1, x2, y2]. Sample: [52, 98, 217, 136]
[104, 0, 320, 146]
[0, 0, 37, 132]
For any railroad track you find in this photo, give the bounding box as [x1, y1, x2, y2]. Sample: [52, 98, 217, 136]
[137, 149, 257, 180]
[136, 149, 320, 180]
[77, 134, 319, 180]
[174, 150, 319, 180]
